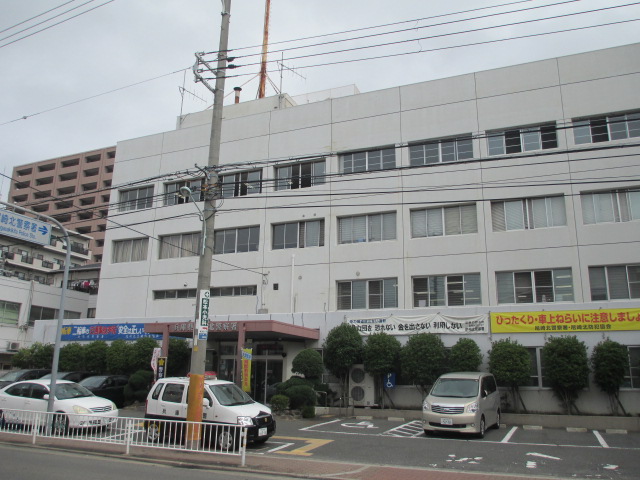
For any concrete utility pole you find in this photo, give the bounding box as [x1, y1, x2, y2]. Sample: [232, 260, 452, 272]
[186, 0, 232, 434]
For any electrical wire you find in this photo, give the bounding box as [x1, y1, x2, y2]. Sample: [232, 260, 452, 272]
[0, 0, 78, 35]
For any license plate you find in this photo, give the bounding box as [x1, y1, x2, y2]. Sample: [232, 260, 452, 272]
[440, 418, 453, 426]
[258, 427, 267, 437]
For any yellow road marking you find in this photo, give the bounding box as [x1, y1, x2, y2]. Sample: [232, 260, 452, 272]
[272, 436, 333, 456]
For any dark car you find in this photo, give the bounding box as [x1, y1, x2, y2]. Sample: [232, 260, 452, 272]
[0, 369, 51, 390]
[40, 371, 94, 383]
[79, 375, 129, 408]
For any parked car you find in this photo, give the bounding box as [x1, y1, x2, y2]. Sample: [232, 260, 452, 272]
[0, 369, 51, 390]
[144, 376, 275, 448]
[40, 372, 94, 383]
[0, 379, 118, 432]
[79, 375, 129, 408]
[422, 372, 500, 438]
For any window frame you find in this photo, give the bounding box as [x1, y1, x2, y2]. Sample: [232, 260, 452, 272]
[588, 264, 640, 301]
[623, 346, 640, 389]
[0, 300, 20, 325]
[410, 204, 478, 238]
[496, 268, 574, 304]
[159, 232, 202, 259]
[119, 186, 154, 212]
[337, 278, 398, 310]
[339, 148, 396, 174]
[581, 188, 640, 225]
[164, 179, 205, 206]
[213, 226, 260, 254]
[112, 237, 149, 263]
[220, 170, 262, 198]
[409, 136, 473, 165]
[338, 212, 396, 244]
[272, 219, 325, 250]
[487, 124, 558, 156]
[573, 112, 640, 145]
[412, 273, 481, 307]
[210, 285, 257, 297]
[491, 195, 567, 232]
[275, 159, 326, 191]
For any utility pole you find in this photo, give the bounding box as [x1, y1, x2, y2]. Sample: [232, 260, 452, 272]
[186, 0, 232, 437]
[257, 0, 271, 98]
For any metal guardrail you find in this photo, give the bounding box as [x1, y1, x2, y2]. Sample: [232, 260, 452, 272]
[0, 409, 247, 465]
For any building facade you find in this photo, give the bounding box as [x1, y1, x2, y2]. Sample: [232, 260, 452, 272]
[8, 146, 116, 263]
[37, 43, 640, 414]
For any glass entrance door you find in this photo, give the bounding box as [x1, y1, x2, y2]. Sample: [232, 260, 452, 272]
[252, 359, 283, 404]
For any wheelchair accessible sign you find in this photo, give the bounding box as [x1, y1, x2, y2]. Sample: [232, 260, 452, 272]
[384, 372, 396, 390]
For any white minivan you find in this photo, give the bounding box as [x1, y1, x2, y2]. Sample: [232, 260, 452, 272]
[144, 377, 275, 447]
[422, 372, 500, 438]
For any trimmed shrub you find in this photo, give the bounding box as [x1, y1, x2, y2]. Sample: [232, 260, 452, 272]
[301, 405, 316, 419]
[284, 385, 316, 409]
[269, 394, 290, 414]
[124, 369, 155, 403]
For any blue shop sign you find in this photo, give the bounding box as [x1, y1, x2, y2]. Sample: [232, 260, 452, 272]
[61, 323, 162, 341]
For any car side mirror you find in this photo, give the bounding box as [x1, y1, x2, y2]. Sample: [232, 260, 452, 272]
[202, 397, 211, 408]
[43, 394, 50, 400]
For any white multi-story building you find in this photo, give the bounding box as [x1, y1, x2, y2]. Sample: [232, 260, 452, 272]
[37, 43, 640, 414]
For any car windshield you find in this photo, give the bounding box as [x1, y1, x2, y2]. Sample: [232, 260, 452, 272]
[54, 383, 94, 400]
[430, 378, 479, 398]
[0, 370, 25, 382]
[80, 376, 107, 388]
[209, 383, 254, 406]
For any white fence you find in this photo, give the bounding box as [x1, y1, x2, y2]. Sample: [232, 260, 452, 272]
[0, 409, 247, 465]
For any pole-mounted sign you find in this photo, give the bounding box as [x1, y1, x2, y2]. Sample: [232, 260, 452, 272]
[0, 209, 51, 246]
[197, 289, 210, 342]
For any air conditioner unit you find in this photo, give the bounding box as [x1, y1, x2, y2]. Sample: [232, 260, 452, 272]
[349, 364, 376, 407]
[8, 341, 20, 351]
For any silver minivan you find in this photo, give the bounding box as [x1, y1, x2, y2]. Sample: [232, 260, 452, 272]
[422, 372, 500, 438]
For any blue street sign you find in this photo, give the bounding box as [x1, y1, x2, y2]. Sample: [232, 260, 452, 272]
[384, 372, 396, 389]
[0, 210, 51, 246]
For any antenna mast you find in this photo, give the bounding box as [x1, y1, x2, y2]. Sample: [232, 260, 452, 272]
[257, 0, 271, 98]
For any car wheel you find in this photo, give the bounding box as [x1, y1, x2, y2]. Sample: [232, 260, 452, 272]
[52, 413, 69, 435]
[493, 409, 501, 429]
[477, 416, 485, 439]
[146, 421, 162, 442]
[217, 428, 238, 451]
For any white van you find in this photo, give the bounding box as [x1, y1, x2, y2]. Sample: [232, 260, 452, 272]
[422, 372, 500, 438]
[144, 377, 275, 446]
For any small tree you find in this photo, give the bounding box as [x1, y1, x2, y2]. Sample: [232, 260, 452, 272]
[59, 343, 85, 371]
[292, 349, 324, 380]
[128, 337, 159, 372]
[322, 323, 363, 407]
[363, 332, 401, 407]
[83, 341, 108, 374]
[543, 336, 589, 415]
[30, 342, 54, 368]
[449, 338, 482, 372]
[489, 338, 530, 413]
[11, 347, 32, 369]
[167, 338, 191, 376]
[591, 339, 629, 416]
[106, 339, 133, 375]
[400, 333, 447, 395]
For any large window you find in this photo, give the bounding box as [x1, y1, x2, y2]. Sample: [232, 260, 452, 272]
[411, 204, 477, 238]
[154, 289, 197, 300]
[496, 269, 574, 304]
[275, 160, 325, 190]
[581, 188, 640, 224]
[412, 274, 481, 307]
[525, 347, 550, 388]
[623, 346, 640, 389]
[273, 219, 324, 249]
[409, 136, 473, 165]
[28, 306, 81, 326]
[340, 148, 395, 174]
[220, 170, 262, 198]
[112, 238, 149, 263]
[488, 124, 557, 156]
[164, 179, 204, 206]
[589, 265, 640, 301]
[211, 285, 257, 297]
[337, 278, 398, 310]
[338, 212, 396, 244]
[159, 233, 201, 259]
[573, 112, 640, 144]
[214, 226, 259, 254]
[0, 300, 20, 325]
[119, 186, 154, 212]
[491, 196, 566, 231]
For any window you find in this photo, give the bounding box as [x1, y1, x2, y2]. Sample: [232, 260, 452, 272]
[340, 148, 395, 173]
[491, 196, 566, 231]
[220, 170, 262, 198]
[119, 186, 153, 212]
[623, 346, 640, 389]
[338, 212, 396, 244]
[112, 238, 149, 263]
[409, 137, 473, 165]
[573, 112, 640, 144]
[214, 226, 259, 254]
[411, 204, 477, 238]
[488, 124, 557, 155]
[275, 160, 325, 190]
[28, 306, 81, 326]
[0, 300, 20, 325]
[161, 383, 185, 403]
[412, 274, 481, 307]
[211, 285, 257, 297]
[496, 269, 574, 304]
[273, 219, 324, 249]
[525, 347, 550, 388]
[581, 188, 640, 224]
[589, 265, 640, 301]
[164, 179, 204, 206]
[337, 278, 397, 310]
[159, 233, 201, 259]
[154, 289, 197, 300]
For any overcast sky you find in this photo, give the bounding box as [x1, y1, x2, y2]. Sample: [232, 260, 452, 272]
[2, 0, 640, 199]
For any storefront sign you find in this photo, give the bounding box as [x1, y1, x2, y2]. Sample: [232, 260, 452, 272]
[347, 314, 487, 335]
[491, 308, 640, 333]
[241, 348, 252, 392]
[61, 323, 162, 341]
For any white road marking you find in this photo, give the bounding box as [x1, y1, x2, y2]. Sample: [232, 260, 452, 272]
[603, 464, 619, 470]
[265, 442, 294, 453]
[527, 452, 561, 460]
[341, 421, 378, 429]
[300, 418, 342, 431]
[526, 461, 537, 469]
[593, 430, 609, 448]
[501, 426, 518, 443]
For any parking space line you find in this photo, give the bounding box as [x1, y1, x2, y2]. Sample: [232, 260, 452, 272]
[273, 436, 333, 456]
[593, 430, 609, 448]
[501, 426, 518, 443]
[300, 418, 342, 431]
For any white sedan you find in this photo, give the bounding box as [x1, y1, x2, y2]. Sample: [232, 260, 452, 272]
[0, 379, 118, 433]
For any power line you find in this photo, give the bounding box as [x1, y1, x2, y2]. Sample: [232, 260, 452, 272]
[0, 0, 78, 35]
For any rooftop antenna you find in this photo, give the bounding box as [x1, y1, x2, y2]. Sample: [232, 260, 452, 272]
[257, 0, 271, 98]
